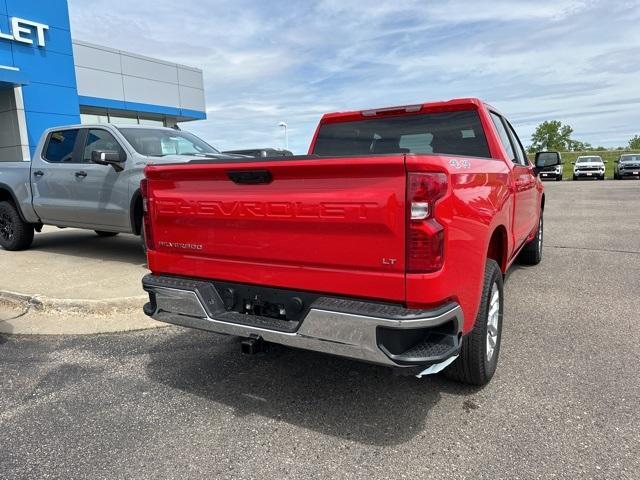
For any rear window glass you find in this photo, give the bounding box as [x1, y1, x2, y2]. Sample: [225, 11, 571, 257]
[312, 110, 491, 158]
[44, 129, 79, 163]
[577, 157, 602, 163]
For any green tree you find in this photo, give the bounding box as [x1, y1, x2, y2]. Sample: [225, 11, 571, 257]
[629, 135, 640, 150]
[530, 121, 574, 152]
[570, 140, 592, 151]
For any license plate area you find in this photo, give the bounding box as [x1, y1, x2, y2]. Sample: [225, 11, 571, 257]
[208, 280, 323, 323]
[243, 296, 287, 320]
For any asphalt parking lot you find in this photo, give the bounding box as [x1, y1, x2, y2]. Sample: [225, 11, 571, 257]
[1, 180, 639, 479]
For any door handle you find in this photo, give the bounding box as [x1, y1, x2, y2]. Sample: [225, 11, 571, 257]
[33, 170, 44, 177]
[75, 171, 87, 178]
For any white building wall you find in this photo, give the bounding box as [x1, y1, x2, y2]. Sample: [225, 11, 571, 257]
[72, 40, 205, 113]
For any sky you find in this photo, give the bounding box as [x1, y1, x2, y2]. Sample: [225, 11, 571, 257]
[68, 0, 640, 154]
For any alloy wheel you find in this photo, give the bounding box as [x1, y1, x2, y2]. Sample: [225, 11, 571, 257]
[486, 283, 500, 361]
[0, 213, 14, 242]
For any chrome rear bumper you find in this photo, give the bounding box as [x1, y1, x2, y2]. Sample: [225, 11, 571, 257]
[142, 274, 463, 368]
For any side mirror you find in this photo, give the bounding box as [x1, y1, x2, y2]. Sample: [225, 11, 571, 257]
[91, 150, 125, 172]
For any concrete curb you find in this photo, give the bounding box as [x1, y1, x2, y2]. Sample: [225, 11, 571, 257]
[0, 289, 164, 335]
[0, 290, 147, 315]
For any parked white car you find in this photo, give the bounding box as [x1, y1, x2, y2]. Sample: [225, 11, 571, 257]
[572, 156, 606, 180]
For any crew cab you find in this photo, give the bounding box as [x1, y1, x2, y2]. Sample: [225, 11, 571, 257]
[141, 98, 557, 386]
[614, 153, 640, 179]
[0, 124, 231, 251]
[572, 155, 606, 180]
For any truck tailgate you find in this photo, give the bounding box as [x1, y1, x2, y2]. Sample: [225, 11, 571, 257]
[145, 156, 407, 302]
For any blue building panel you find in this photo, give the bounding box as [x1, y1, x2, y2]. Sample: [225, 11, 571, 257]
[19, 25, 74, 56]
[0, 42, 14, 70]
[0, 14, 13, 67]
[0, 68, 27, 85]
[10, 48, 76, 89]
[5, 0, 71, 30]
[22, 82, 80, 116]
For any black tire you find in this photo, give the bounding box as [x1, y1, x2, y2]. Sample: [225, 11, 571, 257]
[518, 213, 543, 265]
[600, 175, 605, 181]
[95, 230, 119, 237]
[0, 201, 34, 251]
[614, 173, 619, 180]
[556, 174, 562, 181]
[445, 259, 503, 386]
[573, 175, 577, 181]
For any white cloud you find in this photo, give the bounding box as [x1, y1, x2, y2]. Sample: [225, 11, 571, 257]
[69, 0, 640, 152]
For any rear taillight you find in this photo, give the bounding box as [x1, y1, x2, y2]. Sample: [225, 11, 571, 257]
[407, 173, 447, 273]
[140, 178, 155, 250]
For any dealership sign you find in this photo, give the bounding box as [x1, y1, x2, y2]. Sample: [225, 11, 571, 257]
[0, 17, 49, 47]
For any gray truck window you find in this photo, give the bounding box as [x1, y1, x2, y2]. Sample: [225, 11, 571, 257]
[489, 113, 515, 163]
[118, 128, 219, 157]
[313, 110, 491, 158]
[83, 129, 125, 163]
[43, 129, 80, 163]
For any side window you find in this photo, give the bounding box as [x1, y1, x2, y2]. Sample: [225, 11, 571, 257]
[489, 113, 515, 163]
[43, 129, 80, 163]
[83, 129, 125, 163]
[504, 121, 529, 166]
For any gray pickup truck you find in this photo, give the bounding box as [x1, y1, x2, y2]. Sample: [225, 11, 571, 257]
[0, 124, 226, 251]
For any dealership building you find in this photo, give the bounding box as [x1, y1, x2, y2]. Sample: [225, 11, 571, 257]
[0, 0, 206, 162]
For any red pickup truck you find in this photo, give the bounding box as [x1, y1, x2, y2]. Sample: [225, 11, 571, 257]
[141, 98, 559, 385]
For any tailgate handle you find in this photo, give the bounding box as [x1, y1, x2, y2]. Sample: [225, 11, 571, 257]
[227, 170, 272, 185]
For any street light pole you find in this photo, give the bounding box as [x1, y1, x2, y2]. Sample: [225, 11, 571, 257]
[278, 122, 288, 150]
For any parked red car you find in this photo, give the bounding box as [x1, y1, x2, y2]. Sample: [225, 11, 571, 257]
[141, 98, 558, 385]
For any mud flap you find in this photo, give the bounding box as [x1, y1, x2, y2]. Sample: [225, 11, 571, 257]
[415, 355, 458, 378]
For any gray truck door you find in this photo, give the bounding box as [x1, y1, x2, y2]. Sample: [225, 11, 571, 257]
[72, 128, 131, 229]
[30, 128, 86, 225]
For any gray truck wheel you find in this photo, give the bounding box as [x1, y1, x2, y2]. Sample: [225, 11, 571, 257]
[444, 259, 503, 386]
[518, 213, 543, 265]
[0, 201, 34, 251]
[95, 230, 119, 237]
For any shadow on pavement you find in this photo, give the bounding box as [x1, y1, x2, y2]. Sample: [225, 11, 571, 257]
[30, 229, 146, 265]
[146, 329, 478, 446]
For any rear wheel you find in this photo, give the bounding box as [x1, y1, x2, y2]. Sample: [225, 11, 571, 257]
[573, 175, 577, 181]
[518, 213, 543, 265]
[445, 259, 503, 386]
[95, 230, 118, 237]
[556, 174, 562, 181]
[0, 201, 34, 251]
